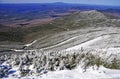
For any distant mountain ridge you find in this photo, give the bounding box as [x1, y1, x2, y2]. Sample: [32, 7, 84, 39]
[0, 10, 120, 44]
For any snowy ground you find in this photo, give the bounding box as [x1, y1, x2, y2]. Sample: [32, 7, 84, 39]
[31, 26, 120, 51]
[2, 65, 120, 79]
[66, 35, 110, 51]
[40, 66, 120, 79]
[1, 27, 120, 79]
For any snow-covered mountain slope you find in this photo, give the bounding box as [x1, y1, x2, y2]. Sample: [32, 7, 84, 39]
[1, 10, 120, 79]
[32, 26, 120, 51]
[2, 27, 120, 79]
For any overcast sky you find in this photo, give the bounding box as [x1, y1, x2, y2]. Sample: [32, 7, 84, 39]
[1, 0, 120, 6]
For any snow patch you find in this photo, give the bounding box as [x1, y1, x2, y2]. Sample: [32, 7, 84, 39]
[66, 35, 110, 51]
[24, 40, 37, 47]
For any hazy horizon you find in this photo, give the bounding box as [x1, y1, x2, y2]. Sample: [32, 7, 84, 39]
[1, 0, 120, 6]
[0, 2, 120, 7]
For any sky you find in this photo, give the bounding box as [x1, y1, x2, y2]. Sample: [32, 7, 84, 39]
[0, 0, 120, 6]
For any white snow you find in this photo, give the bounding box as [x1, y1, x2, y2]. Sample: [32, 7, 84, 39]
[13, 49, 35, 52]
[43, 36, 80, 49]
[2, 65, 120, 79]
[12, 49, 25, 52]
[2, 34, 120, 79]
[2, 27, 120, 79]
[24, 40, 37, 47]
[66, 35, 110, 51]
